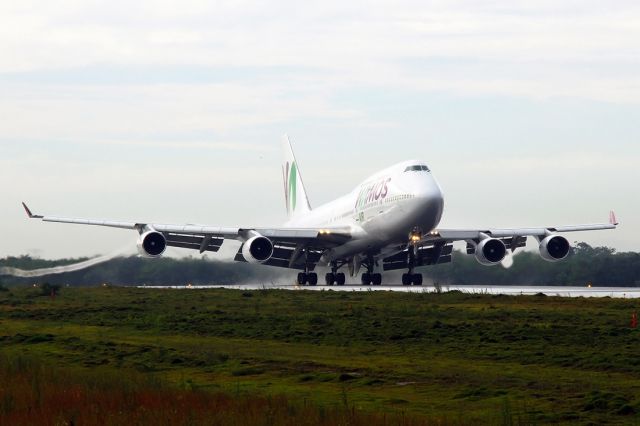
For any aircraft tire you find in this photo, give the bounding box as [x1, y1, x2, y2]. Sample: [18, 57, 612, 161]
[412, 274, 423, 286]
[308, 273, 318, 286]
[401, 273, 411, 286]
[372, 273, 382, 285]
[325, 273, 335, 285]
[336, 273, 346, 285]
[297, 272, 307, 285]
[361, 273, 371, 285]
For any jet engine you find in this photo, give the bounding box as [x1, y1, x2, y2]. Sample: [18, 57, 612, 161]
[137, 231, 167, 258]
[475, 238, 507, 266]
[241, 235, 274, 263]
[539, 235, 570, 262]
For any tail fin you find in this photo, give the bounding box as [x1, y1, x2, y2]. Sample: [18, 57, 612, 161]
[282, 135, 312, 219]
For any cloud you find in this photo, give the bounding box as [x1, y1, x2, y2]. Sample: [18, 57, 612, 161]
[1, 0, 638, 258]
[1, 1, 639, 103]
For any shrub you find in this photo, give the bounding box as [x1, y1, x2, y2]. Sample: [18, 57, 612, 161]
[39, 282, 61, 296]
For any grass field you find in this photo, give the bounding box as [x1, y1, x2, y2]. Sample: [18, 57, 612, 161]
[1, 286, 640, 424]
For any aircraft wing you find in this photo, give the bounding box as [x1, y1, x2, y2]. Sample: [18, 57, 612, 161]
[21, 202, 351, 266]
[420, 211, 618, 248]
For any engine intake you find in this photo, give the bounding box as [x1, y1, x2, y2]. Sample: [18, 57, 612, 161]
[539, 235, 570, 262]
[137, 231, 167, 258]
[475, 238, 507, 266]
[242, 235, 274, 263]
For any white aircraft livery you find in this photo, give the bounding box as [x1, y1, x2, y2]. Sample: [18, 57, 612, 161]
[23, 136, 618, 286]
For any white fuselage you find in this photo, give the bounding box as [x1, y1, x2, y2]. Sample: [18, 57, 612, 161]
[285, 160, 445, 262]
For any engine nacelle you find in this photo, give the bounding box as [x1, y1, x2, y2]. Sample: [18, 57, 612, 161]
[539, 235, 570, 262]
[241, 235, 274, 264]
[475, 238, 507, 266]
[137, 231, 167, 258]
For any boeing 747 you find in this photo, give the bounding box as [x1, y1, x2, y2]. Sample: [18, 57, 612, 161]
[23, 136, 618, 285]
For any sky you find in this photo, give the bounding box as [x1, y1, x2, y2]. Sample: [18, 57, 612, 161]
[1, 0, 639, 259]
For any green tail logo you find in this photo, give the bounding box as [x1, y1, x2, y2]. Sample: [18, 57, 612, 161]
[283, 161, 297, 214]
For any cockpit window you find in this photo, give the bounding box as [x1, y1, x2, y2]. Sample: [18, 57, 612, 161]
[404, 165, 430, 172]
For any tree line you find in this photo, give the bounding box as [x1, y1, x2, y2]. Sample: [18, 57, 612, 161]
[1, 242, 639, 287]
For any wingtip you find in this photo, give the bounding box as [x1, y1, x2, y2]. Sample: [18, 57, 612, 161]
[22, 202, 43, 219]
[22, 202, 33, 218]
[609, 210, 619, 226]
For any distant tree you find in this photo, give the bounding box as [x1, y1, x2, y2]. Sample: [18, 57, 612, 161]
[1, 241, 638, 287]
[39, 282, 61, 296]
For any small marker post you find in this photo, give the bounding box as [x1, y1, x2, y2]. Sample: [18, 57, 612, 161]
[631, 312, 637, 329]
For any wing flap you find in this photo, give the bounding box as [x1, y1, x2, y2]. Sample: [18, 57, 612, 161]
[383, 244, 453, 271]
[164, 233, 225, 253]
[234, 242, 323, 271]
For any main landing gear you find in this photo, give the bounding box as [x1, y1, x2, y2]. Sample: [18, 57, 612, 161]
[360, 256, 382, 285]
[296, 248, 319, 286]
[402, 272, 423, 286]
[297, 271, 318, 286]
[325, 261, 346, 285]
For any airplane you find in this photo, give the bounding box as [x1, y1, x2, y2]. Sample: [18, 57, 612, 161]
[22, 135, 618, 286]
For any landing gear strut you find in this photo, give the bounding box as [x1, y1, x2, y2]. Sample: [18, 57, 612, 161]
[403, 228, 423, 286]
[360, 255, 382, 285]
[325, 261, 346, 286]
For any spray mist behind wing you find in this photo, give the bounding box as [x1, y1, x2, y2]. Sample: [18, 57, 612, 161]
[0, 246, 134, 278]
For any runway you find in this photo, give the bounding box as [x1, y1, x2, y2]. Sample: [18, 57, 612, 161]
[137, 284, 640, 298]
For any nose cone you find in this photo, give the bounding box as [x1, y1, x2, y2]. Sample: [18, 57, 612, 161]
[410, 175, 444, 230]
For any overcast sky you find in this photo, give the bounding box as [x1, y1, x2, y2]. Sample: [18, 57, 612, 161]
[1, 0, 639, 259]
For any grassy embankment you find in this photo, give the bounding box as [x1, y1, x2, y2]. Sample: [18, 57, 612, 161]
[1, 286, 640, 424]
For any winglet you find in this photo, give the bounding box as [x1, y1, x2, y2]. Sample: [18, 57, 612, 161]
[609, 210, 619, 226]
[22, 202, 43, 219]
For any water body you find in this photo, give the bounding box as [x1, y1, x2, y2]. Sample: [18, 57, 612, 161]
[136, 284, 640, 298]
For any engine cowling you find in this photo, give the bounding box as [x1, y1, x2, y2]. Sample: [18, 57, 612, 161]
[539, 235, 570, 262]
[475, 238, 507, 266]
[241, 236, 274, 263]
[137, 231, 167, 258]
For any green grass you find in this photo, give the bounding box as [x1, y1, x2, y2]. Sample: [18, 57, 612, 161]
[2, 286, 640, 424]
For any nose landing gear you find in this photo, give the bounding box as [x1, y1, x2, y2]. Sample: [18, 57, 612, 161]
[403, 227, 423, 286]
[401, 272, 423, 286]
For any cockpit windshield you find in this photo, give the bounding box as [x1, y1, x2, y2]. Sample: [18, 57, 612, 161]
[404, 165, 430, 172]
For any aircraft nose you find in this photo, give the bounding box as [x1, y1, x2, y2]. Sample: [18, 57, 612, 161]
[411, 177, 444, 222]
[413, 177, 444, 205]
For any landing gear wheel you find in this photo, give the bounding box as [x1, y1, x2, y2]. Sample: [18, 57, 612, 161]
[361, 273, 371, 285]
[412, 274, 423, 286]
[402, 274, 411, 286]
[336, 273, 346, 286]
[308, 273, 318, 286]
[372, 273, 382, 286]
[325, 273, 335, 286]
[297, 272, 307, 286]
